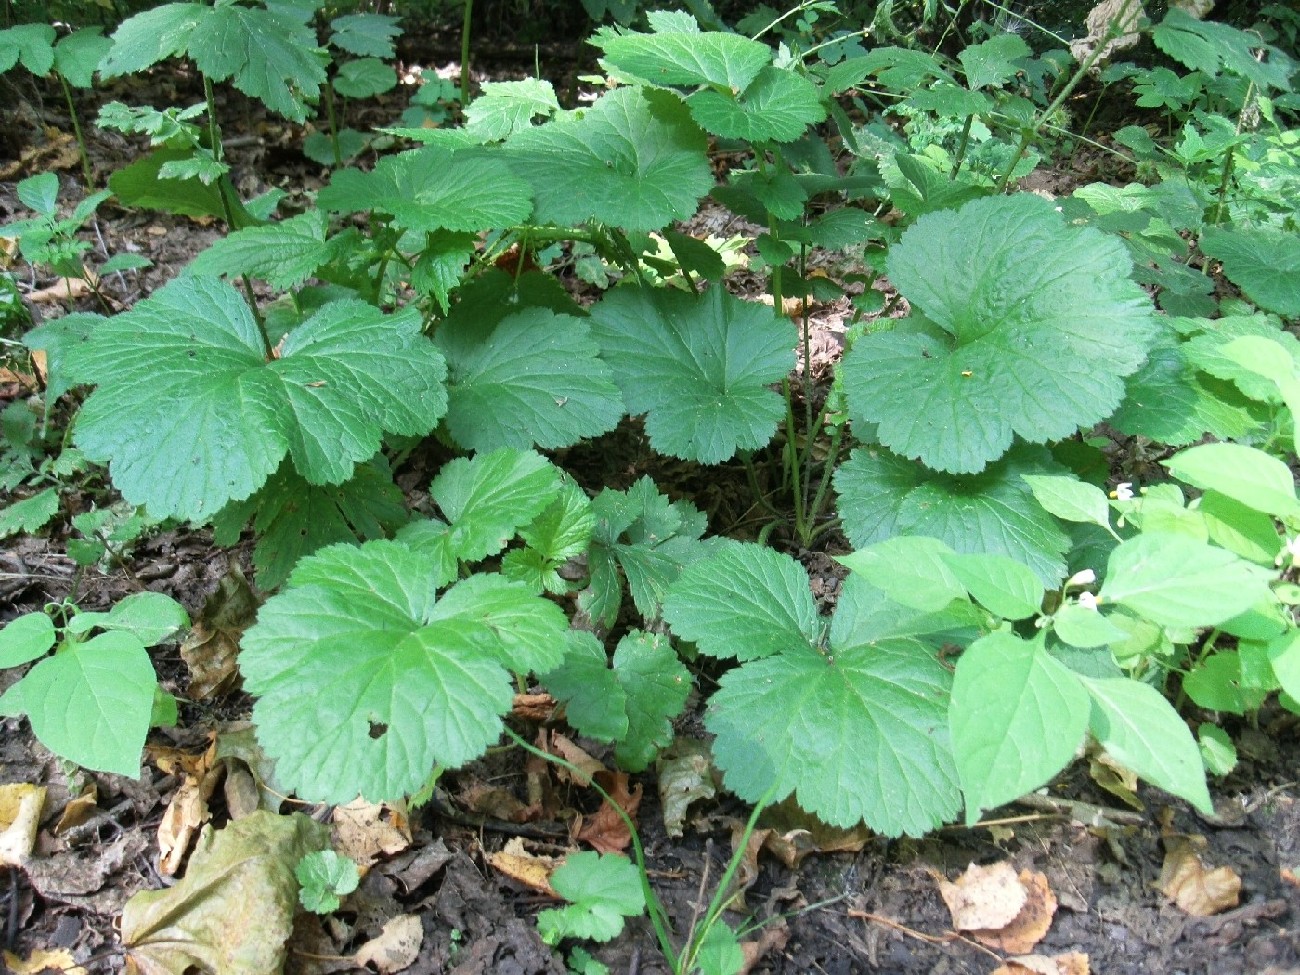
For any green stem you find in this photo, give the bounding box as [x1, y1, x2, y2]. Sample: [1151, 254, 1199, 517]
[994, 0, 1139, 192]
[950, 114, 974, 179]
[324, 81, 342, 167]
[803, 418, 845, 541]
[460, 0, 473, 108]
[784, 379, 806, 535]
[59, 76, 93, 189]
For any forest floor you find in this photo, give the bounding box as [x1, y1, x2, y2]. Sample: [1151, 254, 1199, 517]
[1, 25, 1298, 975]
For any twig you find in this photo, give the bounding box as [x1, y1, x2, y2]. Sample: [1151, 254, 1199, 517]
[1014, 792, 1147, 827]
[847, 910, 1004, 961]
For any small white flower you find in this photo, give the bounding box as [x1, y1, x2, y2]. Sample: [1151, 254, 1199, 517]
[1111, 482, 1135, 501]
[1277, 536, 1300, 566]
[1077, 591, 1100, 611]
[1066, 568, 1097, 588]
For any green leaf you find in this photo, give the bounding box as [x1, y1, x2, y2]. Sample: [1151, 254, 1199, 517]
[0, 487, 60, 539]
[841, 194, 1154, 474]
[63, 278, 447, 522]
[686, 65, 826, 143]
[429, 448, 561, 564]
[1200, 227, 1300, 317]
[334, 57, 396, 99]
[0, 631, 155, 776]
[958, 33, 1031, 89]
[242, 539, 566, 802]
[108, 148, 237, 222]
[1153, 9, 1292, 89]
[836, 536, 967, 614]
[303, 128, 368, 166]
[595, 26, 770, 90]
[502, 481, 595, 595]
[1201, 491, 1281, 566]
[1164, 443, 1300, 520]
[1268, 630, 1300, 703]
[295, 850, 360, 914]
[187, 212, 331, 290]
[186, 2, 326, 122]
[99, 3, 203, 77]
[214, 458, 409, 590]
[708, 638, 959, 835]
[590, 285, 793, 464]
[1099, 533, 1276, 628]
[329, 13, 400, 58]
[65, 591, 189, 645]
[465, 78, 560, 141]
[834, 446, 1072, 586]
[505, 86, 712, 232]
[942, 552, 1043, 620]
[950, 631, 1089, 824]
[1198, 723, 1237, 776]
[54, 28, 112, 88]
[1080, 676, 1213, 813]
[435, 307, 624, 453]
[16, 171, 58, 216]
[0, 23, 56, 75]
[611, 630, 691, 771]
[546, 631, 628, 742]
[905, 83, 992, 117]
[429, 573, 569, 675]
[0, 613, 56, 669]
[410, 231, 475, 314]
[319, 145, 532, 233]
[1022, 474, 1113, 530]
[537, 852, 645, 945]
[1052, 602, 1129, 648]
[582, 477, 709, 628]
[663, 542, 822, 661]
[692, 923, 744, 975]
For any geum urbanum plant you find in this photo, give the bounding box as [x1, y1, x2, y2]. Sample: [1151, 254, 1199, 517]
[17, 8, 1293, 843]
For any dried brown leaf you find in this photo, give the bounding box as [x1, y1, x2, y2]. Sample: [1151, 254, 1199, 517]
[1158, 835, 1241, 916]
[332, 799, 411, 871]
[576, 771, 641, 854]
[353, 913, 423, 974]
[937, 861, 1027, 932]
[487, 836, 559, 896]
[179, 567, 259, 700]
[972, 869, 1057, 954]
[0, 783, 46, 867]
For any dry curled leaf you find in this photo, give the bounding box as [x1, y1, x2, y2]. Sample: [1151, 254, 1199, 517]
[487, 836, 558, 896]
[576, 771, 642, 854]
[937, 861, 1027, 932]
[353, 913, 423, 974]
[971, 869, 1057, 954]
[332, 799, 411, 872]
[0, 783, 46, 867]
[1158, 835, 1241, 916]
[994, 952, 1089, 975]
[2, 948, 88, 975]
[180, 566, 259, 700]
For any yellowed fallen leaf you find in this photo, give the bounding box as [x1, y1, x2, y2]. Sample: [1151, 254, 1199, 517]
[549, 732, 607, 787]
[759, 795, 870, 868]
[972, 869, 1057, 954]
[2, 947, 88, 975]
[1088, 750, 1142, 811]
[994, 952, 1089, 975]
[576, 771, 641, 854]
[937, 861, 1027, 931]
[54, 786, 98, 836]
[179, 567, 259, 700]
[151, 740, 219, 876]
[332, 799, 411, 871]
[1158, 835, 1241, 916]
[487, 836, 558, 896]
[121, 811, 330, 975]
[27, 273, 94, 305]
[0, 783, 46, 867]
[353, 913, 423, 973]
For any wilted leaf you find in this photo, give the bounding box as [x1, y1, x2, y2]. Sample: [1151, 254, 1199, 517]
[353, 914, 423, 973]
[180, 566, 259, 700]
[937, 861, 1027, 932]
[1158, 834, 1241, 916]
[332, 799, 411, 870]
[0, 784, 45, 867]
[121, 811, 330, 975]
[970, 869, 1057, 954]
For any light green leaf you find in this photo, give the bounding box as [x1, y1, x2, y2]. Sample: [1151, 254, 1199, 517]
[834, 446, 1072, 586]
[0, 487, 60, 539]
[465, 78, 560, 141]
[1200, 226, 1300, 317]
[1153, 9, 1292, 89]
[319, 145, 532, 232]
[664, 542, 821, 661]
[429, 448, 561, 564]
[942, 552, 1042, 620]
[0, 631, 155, 776]
[537, 852, 645, 945]
[1100, 533, 1276, 628]
[54, 28, 112, 88]
[595, 27, 770, 90]
[612, 631, 691, 771]
[1268, 630, 1300, 703]
[958, 33, 1031, 89]
[505, 86, 711, 233]
[1200, 490, 1281, 566]
[303, 128, 368, 166]
[187, 212, 332, 290]
[1052, 602, 1129, 648]
[185, 2, 326, 122]
[63, 278, 447, 522]
[590, 285, 793, 464]
[1081, 677, 1213, 813]
[334, 57, 396, 99]
[16, 171, 58, 215]
[295, 850, 360, 914]
[329, 13, 400, 58]
[686, 65, 826, 143]
[242, 540, 542, 802]
[65, 591, 189, 645]
[692, 923, 744, 975]
[410, 230, 475, 314]
[1022, 474, 1113, 530]
[708, 638, 959, 835]
[841, 194, 1154, 474]
[836, 536, 967, 613]
[0, 613, 56, 668]
[429, 573, 569, 675]
[545, 631, 628, 742]
[950, 631, 1089, 824]
[502, 481, 594, 595]
[0, 23, 55, 75]
[99, 3, 203, 77]
[906, 83, 992, 117]
[1164, 443, 1299, 520]
[1198, 723, 1237, 775]
[436, 307, 624, 453]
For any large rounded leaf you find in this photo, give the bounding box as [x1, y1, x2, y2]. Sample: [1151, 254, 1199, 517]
[841, 194, 1155, 474]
